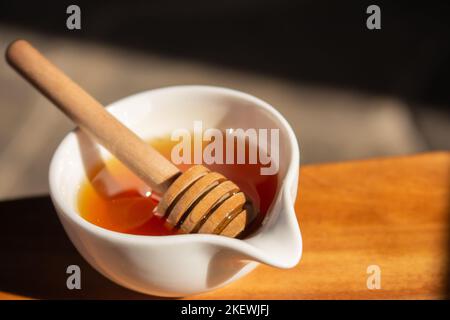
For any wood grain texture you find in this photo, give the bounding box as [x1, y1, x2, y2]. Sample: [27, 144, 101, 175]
[193, 152, 450, 299]
[0, 152, 448, 299]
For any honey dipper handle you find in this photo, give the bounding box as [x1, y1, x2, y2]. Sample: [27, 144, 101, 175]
[6, 40, 180, 193]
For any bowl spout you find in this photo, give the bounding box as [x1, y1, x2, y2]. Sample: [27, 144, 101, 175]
[239, 185, 302, 269]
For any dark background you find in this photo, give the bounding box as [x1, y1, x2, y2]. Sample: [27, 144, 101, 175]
[1, 0, 449, 107]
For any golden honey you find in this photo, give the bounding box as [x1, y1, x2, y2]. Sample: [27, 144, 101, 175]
[77, 135, 278, 236]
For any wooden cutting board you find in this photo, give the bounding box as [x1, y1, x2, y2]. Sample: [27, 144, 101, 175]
[0, 152, 449, 299]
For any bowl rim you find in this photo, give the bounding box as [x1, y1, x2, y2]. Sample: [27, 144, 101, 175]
[49, 85, 300, 264]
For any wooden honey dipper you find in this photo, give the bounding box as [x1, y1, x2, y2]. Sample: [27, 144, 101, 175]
[6, 40, 251, 238]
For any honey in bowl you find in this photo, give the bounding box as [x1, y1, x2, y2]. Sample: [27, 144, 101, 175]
[77, 134, 278, 237]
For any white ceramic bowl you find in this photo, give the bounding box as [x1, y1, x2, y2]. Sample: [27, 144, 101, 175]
[49, 85, 302, 297]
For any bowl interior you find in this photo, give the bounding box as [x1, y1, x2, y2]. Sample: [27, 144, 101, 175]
[51, 86, 295, 227]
